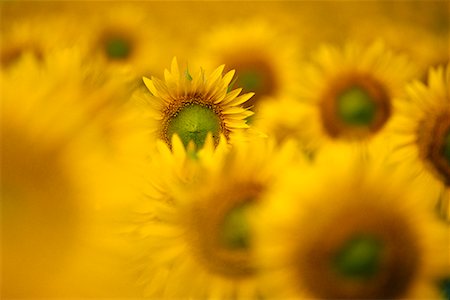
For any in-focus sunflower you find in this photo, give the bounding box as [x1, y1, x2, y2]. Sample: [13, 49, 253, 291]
[133, 58, 254, 149]
[132, 136, 301, 299]
[254, 145, 449, 299]
[195, 20, 300, 112]
[1, 50, 140, 298]
[390, 64, 450, 221]
[296, 41, 418, 151]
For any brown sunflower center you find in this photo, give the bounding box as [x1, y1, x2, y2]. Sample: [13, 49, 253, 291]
[418, 112, 450, 185]
[166, 103, 221, 149]
[299, 206, 419, 299]
[190, 182, 263, 278]
[320, 74, 391, 139]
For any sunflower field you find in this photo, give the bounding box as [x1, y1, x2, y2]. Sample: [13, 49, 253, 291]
[1, 1, 449, 299]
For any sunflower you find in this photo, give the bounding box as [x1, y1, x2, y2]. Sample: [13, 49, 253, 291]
[254, 145, 449, 299]
[195, 19, 301, 112]
[132, 136, 301, 298]
[296, 41, 418, 151]
[1, 50, 139, 297]
[133, 58, 254, 150]
[76, 3, 167, 82]
[0, 15, 78, 70]
[390, 64, 450, 221]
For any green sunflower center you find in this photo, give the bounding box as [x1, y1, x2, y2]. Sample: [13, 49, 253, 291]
[337, 86, 377, 126]
[439, 277, 450, 299]
[167, 104, 221, 149]
[443, 129, 450, 164]
[239, 69, 265, 92]
[333, 235, 383, 280]
[105, 37, 131, 59]
[220, 203, 251, 250]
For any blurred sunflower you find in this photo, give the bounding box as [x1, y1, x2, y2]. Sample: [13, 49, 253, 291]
[390, 64, 450, 221]
[132, 137, 300, 298]
[196, 20, 300, 112]
[1, 50, 139, 297]
[1, 15, 77, 69]
[133, 58, 254, 149]
[254, 145, 449, 299]
[77, 3, 166, 83]
[296, 41, 418, 151]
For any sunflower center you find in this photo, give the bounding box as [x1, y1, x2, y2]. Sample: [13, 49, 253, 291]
[220, 202, 251, 250]
[301, 207, 420, 299]
[105, 36, 131, 59]
[167, 104, 221, 149]
[421, 114, 450, 185]
[239, 70, 265, 93]
[443, 129, 450, 164]
[439, 277, 450, 299]
[320, 74, 391, 139]
[337, 87, 377, 126]
[190, 183, 262, 278]
[225, 55, 277, 111]
[333, 235, 383, 280]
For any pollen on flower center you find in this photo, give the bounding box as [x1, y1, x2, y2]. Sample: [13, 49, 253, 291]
[320, 74, 391, 139]
[167, 103, 221, 149]
[333, 235, 383, 280]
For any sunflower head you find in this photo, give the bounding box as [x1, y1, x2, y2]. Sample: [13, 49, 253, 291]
[186, 181, 263, 279]
[389, 64, 450, 221]
[181, 137, 301, 285]
[420, 111, 450, 185]
[139, 57, 254, 150]
[298, 41, 417, 149]
[320, 72, 392, 139]
[298, 204, 420, 299]
[413, 65, 450, 186]
[197, 20, 300, 112]
[134, 137, 301, 298]
[254, 145, 449, 299]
